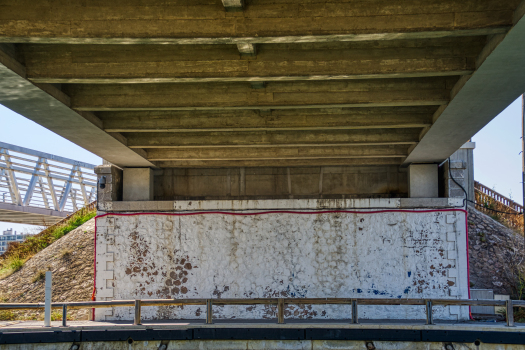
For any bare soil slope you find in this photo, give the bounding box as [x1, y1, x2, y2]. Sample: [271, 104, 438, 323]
[0, 219, 95, 320]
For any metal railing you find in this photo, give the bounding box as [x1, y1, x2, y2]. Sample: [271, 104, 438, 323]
[475, 181, 523, 214]
[0, 297, 521, 328]
[474, 181, 524, 230]
[0, 142, 97, 214]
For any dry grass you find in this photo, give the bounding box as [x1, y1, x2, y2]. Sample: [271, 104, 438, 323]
[0, 253, 26, 279]
[31, 269, 46, 283]
[60, 248, 72, 259]
[0, 205, 95, 281]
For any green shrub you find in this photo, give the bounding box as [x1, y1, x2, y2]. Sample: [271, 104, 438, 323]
[0, 310, 16, 321]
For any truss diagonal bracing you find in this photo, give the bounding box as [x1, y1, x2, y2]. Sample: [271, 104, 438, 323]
[0, 142, 96, 225]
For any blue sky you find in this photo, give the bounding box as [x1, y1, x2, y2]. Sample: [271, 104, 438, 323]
[0, 97, 523, 233]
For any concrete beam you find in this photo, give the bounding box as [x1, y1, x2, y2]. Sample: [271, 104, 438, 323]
[154, 157, 404, 168]
[0, 48, 154, 168]
[100, 108, 432, 133]
[408, 164, 439, 198]
[404, 5, 525, 164]
[21, 38, 482, 83]
[126, 129, 420, 148]
[29, 71, 473, 85]
[65, 78, 452, 111]
[0, 28, 509, 46]
[0, 0, 512, 43]
[146, 145, 409, 161]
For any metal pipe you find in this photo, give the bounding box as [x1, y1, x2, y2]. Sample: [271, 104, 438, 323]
[521, 94, 525, 250]
[206, 299, 213, 324]
[425, 300, 434, 325]
[277, 298, 285, 324]
[44, 271, 52, 327]
[62, 304, 67, 327]
[134, 300, 141, 325]
[507, 300, 515, 327]
[522, 94, 524, 247]
[351, 299, 358, 324]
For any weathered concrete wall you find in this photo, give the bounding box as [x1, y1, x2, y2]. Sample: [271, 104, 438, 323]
[154, 166, 408, 200]
[95, 199, 468, 321]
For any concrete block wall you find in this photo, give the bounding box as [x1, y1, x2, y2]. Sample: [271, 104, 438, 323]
[153, 166, 408, 200]
[94, 165, 122, 209]
[95, 198, 469, 321]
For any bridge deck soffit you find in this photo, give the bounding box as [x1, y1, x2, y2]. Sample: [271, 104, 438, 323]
[0, 0, 524, 168]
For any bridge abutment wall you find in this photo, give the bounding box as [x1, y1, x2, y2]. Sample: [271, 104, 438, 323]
[94, 198, 469, 322]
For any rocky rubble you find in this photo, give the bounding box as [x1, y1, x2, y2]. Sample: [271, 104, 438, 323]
[468, 206, 524, 295]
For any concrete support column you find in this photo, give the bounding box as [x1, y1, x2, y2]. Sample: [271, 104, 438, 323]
[123, 168, 154, 201]
[408, 164, 438, 198]
[445, 142, 475, 200]
[94, 164, 123, 210]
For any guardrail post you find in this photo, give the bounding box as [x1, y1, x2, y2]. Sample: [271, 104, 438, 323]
[206, 299, 213, 324]
[134, 300, 141, 325]
[277, 298, 285, 324]
[506, 300, 515, 327]
[62, 305, 67, 327]
[44, 271, 52, 327]
[351, 299, 358, 324]
[425, 300, 433, 325]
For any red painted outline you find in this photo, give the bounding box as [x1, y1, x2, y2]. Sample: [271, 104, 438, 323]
[92, 208, 471, 320]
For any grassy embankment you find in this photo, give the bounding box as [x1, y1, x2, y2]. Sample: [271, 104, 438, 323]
[0, 205, 96, 279]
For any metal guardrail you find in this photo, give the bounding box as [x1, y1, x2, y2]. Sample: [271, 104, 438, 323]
[0, 297, 520, 328]
[0, 141, 97, 214]
[475, 181, 524, 214]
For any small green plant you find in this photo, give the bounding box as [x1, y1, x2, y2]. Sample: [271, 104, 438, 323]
[514, 308, 525, 323]
[50, 310, 63, 321]
[0, 310, 16, 321]
[515, 271, 525, 301]
[32, 269, 46, 283]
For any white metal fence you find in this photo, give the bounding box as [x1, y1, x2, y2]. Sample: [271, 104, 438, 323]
[0, 142, 96, 214]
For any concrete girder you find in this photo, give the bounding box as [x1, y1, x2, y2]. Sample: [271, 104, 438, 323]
[64, 77, 453, 111]
[125, 129, 420, 148]
[19, 37, 483, 83]
[154, 158, 405, 168]
[146, 144, 410, 161]
[404, 4, 525, 164]
[0, 48, 153, 168]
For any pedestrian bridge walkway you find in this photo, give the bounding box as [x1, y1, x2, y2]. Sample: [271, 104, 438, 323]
[0, 142, 96, 225]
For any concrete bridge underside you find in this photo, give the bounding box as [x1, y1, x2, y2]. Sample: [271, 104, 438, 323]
[0, 0, 524, 171]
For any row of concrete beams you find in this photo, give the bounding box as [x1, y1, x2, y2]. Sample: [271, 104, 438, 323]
[0, 1, 524, 168]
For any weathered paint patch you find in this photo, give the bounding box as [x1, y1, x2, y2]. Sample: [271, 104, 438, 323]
[95, 208, 468, 321]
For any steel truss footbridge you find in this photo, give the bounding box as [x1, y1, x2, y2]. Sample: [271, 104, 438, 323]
[0, 142, 96, 225]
